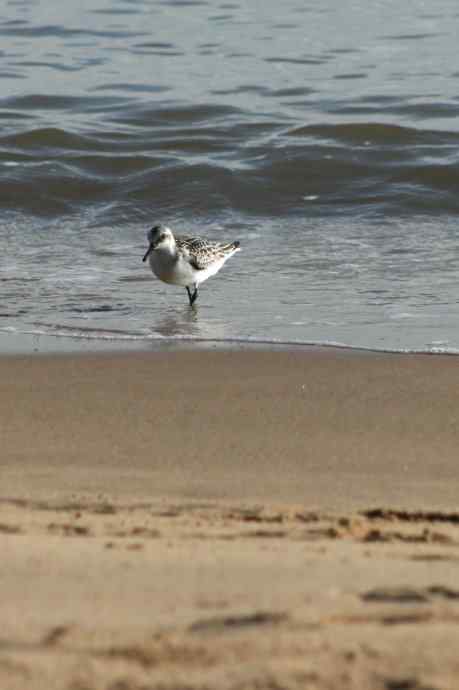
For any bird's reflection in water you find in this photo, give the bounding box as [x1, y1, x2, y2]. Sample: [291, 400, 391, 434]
[149, 304, 229, 346]
[153, 306, 200, 338]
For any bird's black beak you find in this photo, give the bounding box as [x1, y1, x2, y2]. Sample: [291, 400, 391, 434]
[142, 243, 153, 262]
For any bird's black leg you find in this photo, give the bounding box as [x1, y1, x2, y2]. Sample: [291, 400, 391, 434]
[191, 285, 198, 305]
[186, 285, 198, 306]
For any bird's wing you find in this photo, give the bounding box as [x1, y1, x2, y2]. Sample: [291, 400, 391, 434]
[177, 237, 232, 270]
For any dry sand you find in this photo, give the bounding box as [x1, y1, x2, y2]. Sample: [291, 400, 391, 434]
[2, 348, 459, 689]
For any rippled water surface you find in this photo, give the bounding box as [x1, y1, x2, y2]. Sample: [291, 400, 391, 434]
[2, 0, 459, 352]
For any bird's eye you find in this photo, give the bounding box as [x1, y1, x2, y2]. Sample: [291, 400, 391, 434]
[159, 234, 166, 241]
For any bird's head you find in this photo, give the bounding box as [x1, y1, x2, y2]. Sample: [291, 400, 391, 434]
[142, 225, 174, 262]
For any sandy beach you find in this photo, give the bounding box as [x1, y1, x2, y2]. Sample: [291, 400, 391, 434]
[2, 347, 459, 689]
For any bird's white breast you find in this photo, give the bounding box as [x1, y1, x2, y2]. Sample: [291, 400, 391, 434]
[150, 249, 195, 286]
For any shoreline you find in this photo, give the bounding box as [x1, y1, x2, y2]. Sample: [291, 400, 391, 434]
[1, 329, 458, 358]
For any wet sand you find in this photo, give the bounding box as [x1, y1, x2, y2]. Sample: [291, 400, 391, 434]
[2, 348, 459, 689]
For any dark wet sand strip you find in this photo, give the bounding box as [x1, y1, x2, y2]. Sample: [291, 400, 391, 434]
[2, 348, 459, 509]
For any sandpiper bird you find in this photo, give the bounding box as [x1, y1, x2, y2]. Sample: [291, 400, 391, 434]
[142, 224, 241, 306]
